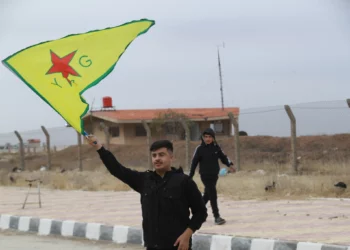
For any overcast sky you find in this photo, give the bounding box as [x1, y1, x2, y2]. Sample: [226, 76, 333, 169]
[1, 0, 350, 134]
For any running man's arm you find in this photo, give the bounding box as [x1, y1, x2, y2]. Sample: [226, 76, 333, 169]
[217, 146, 233, 167]
[189, 146, 201, 178]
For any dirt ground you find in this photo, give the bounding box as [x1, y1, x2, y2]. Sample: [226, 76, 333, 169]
[1, 134, 350, 172]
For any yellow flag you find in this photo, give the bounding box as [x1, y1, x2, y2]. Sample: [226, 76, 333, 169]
[2, 19, 155, 134]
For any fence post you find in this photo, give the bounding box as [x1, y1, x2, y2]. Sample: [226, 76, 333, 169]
[100, 122, 110, 150]
[41, 126, 52, 170]
[346, 99, 350, 108]
[14, 130, 25, 171]
[77, 131, 83, 171]
[228, 112, 241, 171]
[142, 120, 152, 170]
[284, 105, 297, 172]
[180, 119, 191, 172]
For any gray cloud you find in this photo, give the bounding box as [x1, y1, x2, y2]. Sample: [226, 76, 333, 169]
[0, 0, 349, 134]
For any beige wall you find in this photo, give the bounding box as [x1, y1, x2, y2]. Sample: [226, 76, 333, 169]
[123, 123, 134, 144]
[125, 136, 148, 145]
[124, 123, 148, 145]
[198, 121, 211, 132]
[84, 118, 234, 145]
[109, 124, 125, 144]
[122, 123, 184, 144]
[84, 120, 148, 145]
[197, 120, 231, 136]
[222, 120, 230, 135]
[83, 118, 125, 145]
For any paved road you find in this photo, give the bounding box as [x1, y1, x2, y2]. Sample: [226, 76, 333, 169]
[0, 230, 143, 250]
[2, 187, 350, 244]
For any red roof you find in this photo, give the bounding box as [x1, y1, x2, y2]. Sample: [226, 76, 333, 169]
[84, 107, 239, 123]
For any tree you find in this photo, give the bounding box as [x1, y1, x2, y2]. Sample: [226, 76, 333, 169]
[150, 109, 193, 141]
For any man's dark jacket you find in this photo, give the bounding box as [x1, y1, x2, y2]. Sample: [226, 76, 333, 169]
[189, 128, 232, 178]
[97, 147, 208, 249]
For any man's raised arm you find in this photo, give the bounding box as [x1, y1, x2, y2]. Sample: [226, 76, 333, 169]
[87, 135, 144, 193]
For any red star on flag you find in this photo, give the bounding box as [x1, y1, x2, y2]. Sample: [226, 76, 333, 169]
[46, 50, 80, 85]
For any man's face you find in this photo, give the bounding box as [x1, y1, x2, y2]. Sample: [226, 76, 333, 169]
[151, 147, 173, 171]
[203, 134, 214, 144]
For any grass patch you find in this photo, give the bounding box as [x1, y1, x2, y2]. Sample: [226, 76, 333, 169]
[2, 160, 350, 200]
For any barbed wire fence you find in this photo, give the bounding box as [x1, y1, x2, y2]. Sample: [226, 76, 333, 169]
[238, 99, 350, 136]
[1, 99, 350, 172]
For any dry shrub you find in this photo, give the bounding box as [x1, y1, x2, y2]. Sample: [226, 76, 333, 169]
[211, 172, 350, 200]
[0, 168, 11, 185]
[1, 166, 132, 192]
[2, 160, 350, 200]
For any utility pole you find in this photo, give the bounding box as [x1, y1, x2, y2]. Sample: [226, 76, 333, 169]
[217, 43, 225, 111]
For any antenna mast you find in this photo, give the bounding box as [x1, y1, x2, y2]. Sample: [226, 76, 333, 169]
[217, 43, 225, 111]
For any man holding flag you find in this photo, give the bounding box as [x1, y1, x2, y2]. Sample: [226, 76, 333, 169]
[87, 135, 208, 250]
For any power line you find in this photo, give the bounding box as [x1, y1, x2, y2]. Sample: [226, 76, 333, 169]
[292, 107, 348, 110]
[240, 108, 284, 115]
[290, 99, 348, 106]
[239, 106, 349, 115]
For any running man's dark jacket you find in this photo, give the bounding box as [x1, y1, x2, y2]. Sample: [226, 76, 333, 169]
[97, 147, 208, 249]
[189, 128, 233, 178]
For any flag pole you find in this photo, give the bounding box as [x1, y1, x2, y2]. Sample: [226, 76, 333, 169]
[82, 131, 97, 144]
[66, 122, 96, 145]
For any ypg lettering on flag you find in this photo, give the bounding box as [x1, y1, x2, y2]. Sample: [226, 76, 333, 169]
[46, 50, 92, 88]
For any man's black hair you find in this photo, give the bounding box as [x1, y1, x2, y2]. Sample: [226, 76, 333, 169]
[150, 140, 173, 152]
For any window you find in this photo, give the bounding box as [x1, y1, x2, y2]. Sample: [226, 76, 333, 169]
[163, 122, 178, 135]
[135, 124, 147, 136]
[212, 122, 223, 133]
[109, 127, 120, 137]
